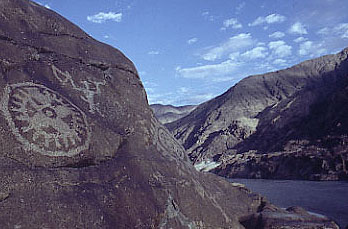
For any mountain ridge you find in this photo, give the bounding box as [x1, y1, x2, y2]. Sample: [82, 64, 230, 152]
[150, 103, 197, 124]
[167, 47, 348, 180]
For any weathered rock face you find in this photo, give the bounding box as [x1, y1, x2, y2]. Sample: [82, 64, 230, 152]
[151, 104, 197, 124]
[242, 205, 340, 229]
[167, 47, 348, 181]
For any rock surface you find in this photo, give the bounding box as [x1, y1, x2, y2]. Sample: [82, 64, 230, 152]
[167, 47, 348, 181]
[0, 0, 340, 228]
[242, 205, 340, 229]
[150, 104, 197, 124]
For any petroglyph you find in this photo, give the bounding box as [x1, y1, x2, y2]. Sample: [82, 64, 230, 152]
[1, 82, 90, 157]
[158, 126, 185, 159]
[149, 117, 185, 160]
[159, 194, 196, 229]
[51, 65, 106, 115]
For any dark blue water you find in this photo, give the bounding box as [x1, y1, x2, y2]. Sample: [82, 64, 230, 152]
[229, 179, 348, 228]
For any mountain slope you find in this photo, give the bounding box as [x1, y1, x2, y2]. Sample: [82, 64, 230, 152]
[167, 48, 348, 180]
[150, 104, 197, 124]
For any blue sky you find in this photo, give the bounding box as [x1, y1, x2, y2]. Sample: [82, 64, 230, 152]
[33, 0, 348, 106]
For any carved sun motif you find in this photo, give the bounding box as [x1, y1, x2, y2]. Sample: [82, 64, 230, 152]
[1, 82, 90, 157]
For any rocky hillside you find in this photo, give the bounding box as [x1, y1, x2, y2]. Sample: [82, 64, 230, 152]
[167, 48, 348, 181]
[150, 104, 197, 124]
[0, 0, 339, 228]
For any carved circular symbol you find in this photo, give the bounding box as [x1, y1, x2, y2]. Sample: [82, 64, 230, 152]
[157, 126, 185, 160]
[1, 82, 90, 157]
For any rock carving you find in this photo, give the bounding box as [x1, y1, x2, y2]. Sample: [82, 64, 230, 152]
[149, 117, 185, 160]
[159, 194, 196, 229]
[158, 126, 185, 159]
[51, 65, 106, 115]
[1, 82, 90, 157]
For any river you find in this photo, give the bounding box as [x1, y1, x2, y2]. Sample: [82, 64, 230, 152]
[229, 179, 348, 228]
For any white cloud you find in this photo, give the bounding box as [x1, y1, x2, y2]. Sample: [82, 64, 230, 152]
[202, 11, 215, 21]
[187, 37, 198, 45]
[269, 31, 285, 39]
[317, 27, 330, 35]
[249, 17, 264, 26]
[241, 47, 268, 60]
[293, 37, 307, 43]
[298, 41, 327, 57]
[177, 87, 215, 101]
[273, 59, 287, 66]
[145, 87, 155, 94]
[288, 22, 308, 35]
[298, 41, 313, 56]
[249, 13, 286, 26]
[333, 23, 348, 38]
[257, 42, 266, 46]
[143, 80, 157, 88]
[236, 2, 246, 12]
[178, 87, 189, 93]
[148, 86, 218, 105]
[176, 87, 217, 104]
[176, 60, 241, 79]
[316, 23, 348, 39]
[221, 18, 242, 30]
[265, 14, 286, 23]
[229, 52, 241, 60]
[268, 40, 292, 58]
[147, 92, 173, 105]
[87, 12, 122, 23]
[143, 80, 158, 97]
[148, 50, 160, 55]
[202, 33, 254, 61]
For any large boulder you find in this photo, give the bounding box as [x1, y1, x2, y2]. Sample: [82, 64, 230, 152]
[0, 0, 260, 228]
[0, 0, 339, 228]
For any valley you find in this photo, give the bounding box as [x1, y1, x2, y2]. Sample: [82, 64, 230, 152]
[152, 48, 348, 181]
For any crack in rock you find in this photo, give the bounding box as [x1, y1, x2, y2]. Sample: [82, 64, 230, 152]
[159, 194, 196, 229]
[0, 192, 10, 202]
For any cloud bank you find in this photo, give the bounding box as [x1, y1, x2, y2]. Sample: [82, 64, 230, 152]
[249, 13, 286, 26]
[187, 37, 198, 45]
[202, 33, 254, 61]
[221, 18, 242, 30]
[176, 60, 241, 79]
[288, 22, 308, 35]
[87, 12, 122, 23]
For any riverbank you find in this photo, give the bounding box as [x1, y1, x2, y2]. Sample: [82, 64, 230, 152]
[229, 178, 348, 228]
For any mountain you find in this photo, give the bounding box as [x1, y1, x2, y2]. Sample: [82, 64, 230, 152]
[167, 48, 348, 181]
[0, 0, 339, 228]
[150, 104, 197, 124]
